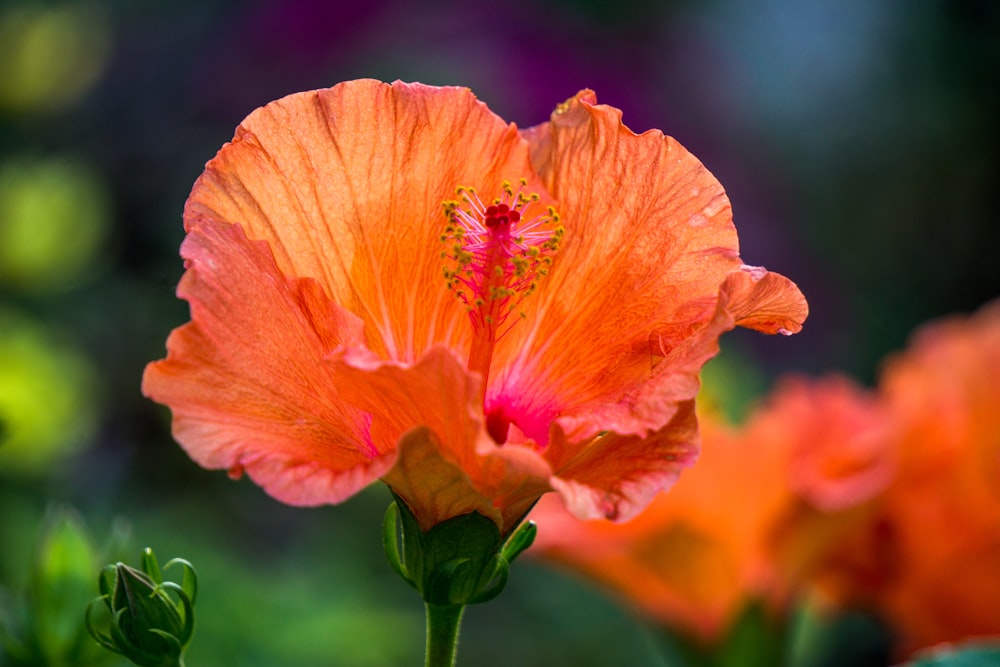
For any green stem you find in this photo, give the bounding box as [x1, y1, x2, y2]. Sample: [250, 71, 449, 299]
[424, 603, 466, 667]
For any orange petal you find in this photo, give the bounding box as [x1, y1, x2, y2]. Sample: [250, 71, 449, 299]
[184, 79, 547, 362]
[882, 299, 1000, 483]
[328, 346, 552, 533]
[721, 265, 809, 335]
[873, 301, 1000, 654]
[751, 375, 893, 513]
[764, 300, 1000, 658]
[385, 427, 553, 535]
[141, 219, 391, 505]
[499, 88, 789, 446]
[383, 427, 497, 531]
[500, 91, 740, 441]
[547, 400, 700, 522]
[530, 416, 790, 641]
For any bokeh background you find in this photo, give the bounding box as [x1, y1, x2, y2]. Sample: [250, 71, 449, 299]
[1, 0, 997, 665]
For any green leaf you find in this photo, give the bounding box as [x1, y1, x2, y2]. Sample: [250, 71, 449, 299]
[788, 605, 891, 667]
[714, 601, 786, 667]
[29, 507, 98, 662]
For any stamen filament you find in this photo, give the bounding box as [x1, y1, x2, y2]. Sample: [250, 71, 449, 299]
[440, 179, 563, 395]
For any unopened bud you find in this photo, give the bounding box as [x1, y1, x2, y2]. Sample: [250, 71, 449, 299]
[85, 548, 196, 667]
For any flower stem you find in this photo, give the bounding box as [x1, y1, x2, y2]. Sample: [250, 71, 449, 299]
[425, 603, 465, 667]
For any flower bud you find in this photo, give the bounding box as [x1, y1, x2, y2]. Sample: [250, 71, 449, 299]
[85, 548, 196, 667]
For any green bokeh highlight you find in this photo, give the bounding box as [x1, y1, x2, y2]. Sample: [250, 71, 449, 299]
[0, 157, 112, 294]
[697, 344, 768, 425]
[0, 4, 111, 113]
[0, 310, 99, 476]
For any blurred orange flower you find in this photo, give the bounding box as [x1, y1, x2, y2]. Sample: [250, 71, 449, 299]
[142, 79, 807, 534]
[530, 375, 887, 641]
[528, 418, 777, 642]
[531, 301, 1000, 656]
[800, 301, 1000, 656]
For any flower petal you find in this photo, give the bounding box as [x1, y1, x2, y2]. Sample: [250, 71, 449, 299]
[872, 301, 1000, 653]
[750, 375, 893, 513]
[184, 79, 547, 363]
[547, 399, 700, 522]
[328, 346, 552, 532]
[508, 90, 808, 520]
[383, 427, 496, 531]
[530, 416, 790, 641]
[552, 281, 737, 443]
[498, 89, 742, 439]
[141, 219, 390, 505]
[502, 91, 808, 445]
[722, 265, 809, 335]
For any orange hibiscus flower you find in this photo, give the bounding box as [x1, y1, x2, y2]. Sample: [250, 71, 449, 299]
[802, 301, 1000, 656]
[142, 79, 807, 535]
[529, 375, 889, 642]
[531, 301, 1000, 657]
[743, 374, 894, 595]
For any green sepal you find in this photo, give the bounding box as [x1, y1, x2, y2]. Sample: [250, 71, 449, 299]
[382, 501, 416, 589]
[110, 564, 186, 662]
[163, 558, 198, 605]
[159, 582, 195, 648]
[466, 559, 508, 604]
[141, 547, 163, 585]
[424, 558, 474, 604]
[384, 493, 535, 607]
[419, 507, 503, 605]
[84, 598, 120, 653]
[500, 520, 537, 563]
